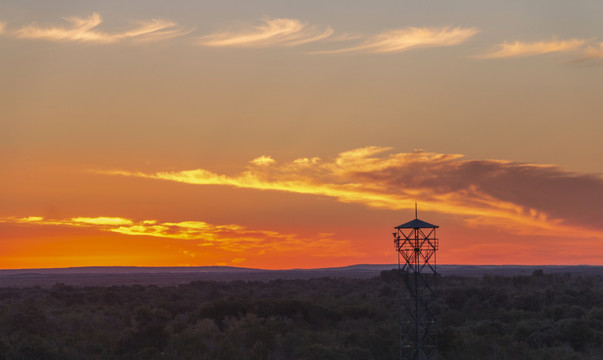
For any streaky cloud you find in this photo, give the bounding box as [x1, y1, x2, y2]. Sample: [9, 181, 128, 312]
[13, 12, 192, 44]
[0, 216, 357, 257]
[478, 38, 585, 58]
[198, 17, 333, 47]
[71, 217, 134, 226]
[98, 147, 603, 239]
[314, 26, 478, 54]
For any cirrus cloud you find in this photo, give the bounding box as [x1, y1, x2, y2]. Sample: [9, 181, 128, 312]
[478, 38, 585, 58]
[198, 17, 333, 47]
[13, 12, 192, 44]
[314, 26, 479, 54]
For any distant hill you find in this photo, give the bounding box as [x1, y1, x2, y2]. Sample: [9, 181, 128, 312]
[0, 264, 602, 287]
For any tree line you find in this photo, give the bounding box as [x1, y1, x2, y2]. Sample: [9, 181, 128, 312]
[0, 270, 601, 359]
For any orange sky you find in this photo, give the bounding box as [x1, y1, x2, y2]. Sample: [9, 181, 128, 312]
[1, 1, 602, 269]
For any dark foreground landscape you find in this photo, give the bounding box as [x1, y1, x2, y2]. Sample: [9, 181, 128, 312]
[0, 266, 602, 359]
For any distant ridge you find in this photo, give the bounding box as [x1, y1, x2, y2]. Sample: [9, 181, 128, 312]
[0, 266, 258, 275]
[1, 264, 602, 288]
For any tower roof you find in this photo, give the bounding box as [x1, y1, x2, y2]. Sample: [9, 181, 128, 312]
[395, 218, 438, 229]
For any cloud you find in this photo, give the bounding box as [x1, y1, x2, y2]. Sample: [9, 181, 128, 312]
[478, 38, 585, 58]
[250, 155, 276, 166]
[478, 38, 603, 63]
[0, 21, 5, 34]
[99, 147, 603, 239]
[0, 216, 356, 257]
[71, 217, 134, 226]
[13, 12, 192, 44]
[315, 26, 478, 54]
[198, 17, 333, 47]
[577, 42, 603, 61]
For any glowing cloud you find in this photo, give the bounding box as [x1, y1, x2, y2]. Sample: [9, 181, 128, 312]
[19, 216, 44, 222]
[250, 155, 276, 166]
[71, 217, 134, 226]
[13, 12, 192, 44]
[316, 26, 478, 54]
[479, 39, 585, 58]
[0, 216, 356, 257]
[0, 21, 5, 34]
[100, 147, 603, 239]
[198, 17, 333, 47]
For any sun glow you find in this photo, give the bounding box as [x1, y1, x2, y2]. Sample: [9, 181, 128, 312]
[0, 215, 360, 269]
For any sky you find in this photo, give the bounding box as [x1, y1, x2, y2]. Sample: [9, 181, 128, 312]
[1, 0, 602, 269]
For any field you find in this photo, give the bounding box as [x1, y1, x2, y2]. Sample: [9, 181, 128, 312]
[0, 266, 602, 359]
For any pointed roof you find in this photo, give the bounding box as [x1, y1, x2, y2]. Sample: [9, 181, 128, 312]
[395, 218, 438, 229]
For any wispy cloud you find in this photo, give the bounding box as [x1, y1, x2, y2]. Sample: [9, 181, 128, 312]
[13, 12, 192, 44]
[198, 17, 333, 47]
[71, 217, 134, 226]
[478, 38, 585, 59]
[315, 26, 478, 54]
[578, 42, 603, 61]
[0, 21, 5, 34]
[0, 216, 356, 257]
[99, 147, 603, 239]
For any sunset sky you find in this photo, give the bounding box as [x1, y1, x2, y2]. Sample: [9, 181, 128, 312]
[1, 0, 602, 269]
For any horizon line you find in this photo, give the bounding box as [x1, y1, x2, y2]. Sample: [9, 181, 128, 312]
[1, 263, 602, 272]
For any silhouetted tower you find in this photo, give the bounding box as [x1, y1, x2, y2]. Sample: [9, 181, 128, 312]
[393, 204, 439, 360]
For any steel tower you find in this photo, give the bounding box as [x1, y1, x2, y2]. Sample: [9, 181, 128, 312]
[393, 207, 439, 360]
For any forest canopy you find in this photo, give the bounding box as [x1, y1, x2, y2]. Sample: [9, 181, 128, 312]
[0, 270, 602, 359]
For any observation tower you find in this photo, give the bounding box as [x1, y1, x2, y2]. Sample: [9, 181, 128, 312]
[393, 205, 439, 360]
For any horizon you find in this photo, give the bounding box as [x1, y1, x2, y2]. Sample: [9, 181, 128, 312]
[3, 263, 602, 288]
[3, 263, 603, 273]
[2, 0, 602, 269]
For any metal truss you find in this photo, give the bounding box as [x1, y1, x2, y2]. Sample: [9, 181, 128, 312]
[394, 221, 439, 360]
